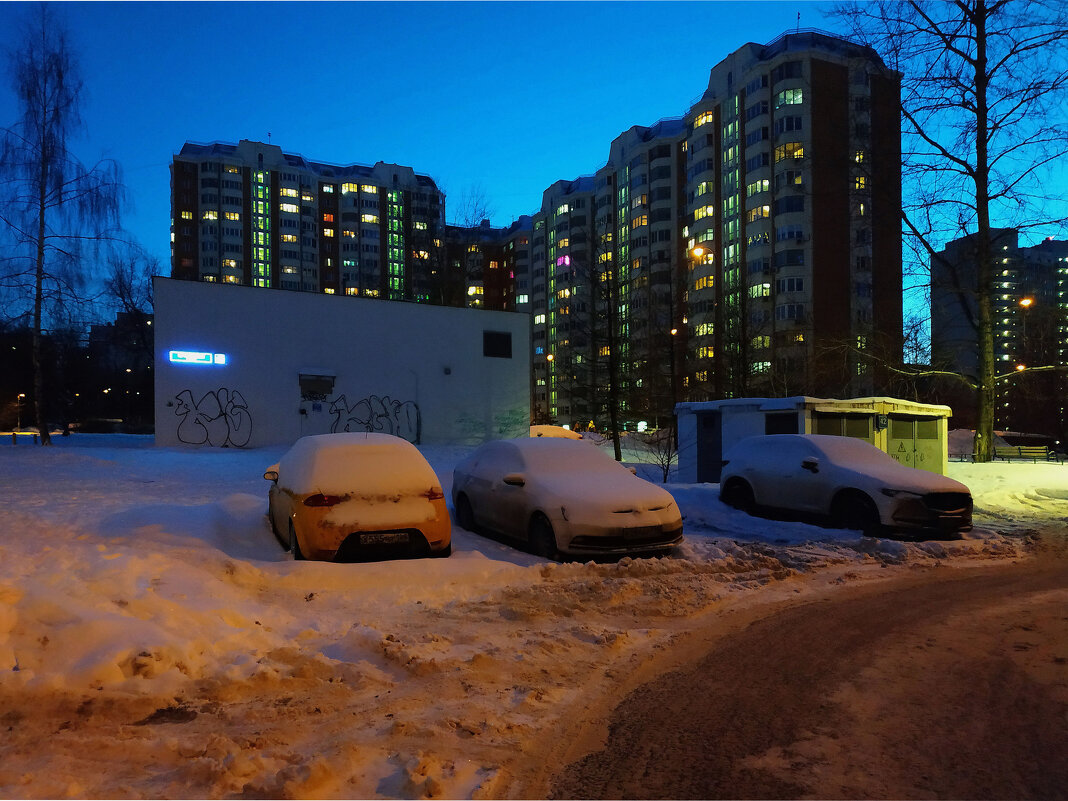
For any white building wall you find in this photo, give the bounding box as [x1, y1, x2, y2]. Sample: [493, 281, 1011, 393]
[154, 278, 530, 448]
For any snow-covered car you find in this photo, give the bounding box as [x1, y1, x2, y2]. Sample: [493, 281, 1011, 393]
[265, 433, 451, 560]
[452, 437, 683, 559]
[719, 434, 973, 536]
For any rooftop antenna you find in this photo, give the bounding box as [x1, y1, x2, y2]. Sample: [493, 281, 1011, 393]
[268, 132, 272, 144]
[796, 11, 801, 32]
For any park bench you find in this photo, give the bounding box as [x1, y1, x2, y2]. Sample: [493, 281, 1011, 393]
[993, 445, 1063, 463]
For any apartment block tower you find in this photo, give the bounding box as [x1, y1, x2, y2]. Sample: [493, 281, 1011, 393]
[532, 30, 903, 431]
[171, 140, 446, 301]
[932, 229, 1068, 439]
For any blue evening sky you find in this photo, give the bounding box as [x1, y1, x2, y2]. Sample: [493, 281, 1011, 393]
[0, 1, 835, 268]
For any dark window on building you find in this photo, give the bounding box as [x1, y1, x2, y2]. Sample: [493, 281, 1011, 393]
[774, 195, 805, 215]
[483, 330, 512, 358]
[771, 61, 803, 83]
[299, 373, 335, 401]
[764, 412, 799, 435]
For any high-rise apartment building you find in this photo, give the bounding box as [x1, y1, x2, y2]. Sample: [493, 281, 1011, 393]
[171, 140, 446, 301]
[931, 229, 1068, 439]
[531, 30, 903, 431]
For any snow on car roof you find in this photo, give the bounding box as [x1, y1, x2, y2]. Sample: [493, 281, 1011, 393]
[529, 425, 582, 439]
[278, 432, 439, 496]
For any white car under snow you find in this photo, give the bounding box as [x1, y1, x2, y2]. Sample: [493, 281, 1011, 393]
[719, 434, 973, 536]
[452, 437, 684, 559]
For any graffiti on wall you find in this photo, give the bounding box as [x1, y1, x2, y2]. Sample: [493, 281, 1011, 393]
[328, 394, 421, 443]
[174, 388, 253, 447]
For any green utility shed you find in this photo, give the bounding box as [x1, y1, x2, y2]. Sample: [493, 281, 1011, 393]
[675, 396, 954, 484]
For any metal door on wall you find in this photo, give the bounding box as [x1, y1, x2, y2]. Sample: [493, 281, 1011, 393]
[697, 411, 723, 483]
[887, 415, 940, 473]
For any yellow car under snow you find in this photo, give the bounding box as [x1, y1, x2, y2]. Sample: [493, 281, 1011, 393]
[265, 432, 451, 561]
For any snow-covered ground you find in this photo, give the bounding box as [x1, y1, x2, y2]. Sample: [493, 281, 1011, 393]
[0, 434, 1063, 798]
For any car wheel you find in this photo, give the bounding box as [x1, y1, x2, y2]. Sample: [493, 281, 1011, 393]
[832, 492, 880, 536]
[721, 478, 755, 512]
[529, 514, 560, 561]
[288, 521, 305, 560]
[455, 494, 475, 531]
[431, 542, 452, 558]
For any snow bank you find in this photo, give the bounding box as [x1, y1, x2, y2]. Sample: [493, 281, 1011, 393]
[0, 434, 1059, 799]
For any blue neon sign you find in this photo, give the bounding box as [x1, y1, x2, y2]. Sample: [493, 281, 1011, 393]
[169, 350, 228, 366]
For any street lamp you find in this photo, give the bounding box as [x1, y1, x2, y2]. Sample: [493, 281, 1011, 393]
[16, 393, 25, 431]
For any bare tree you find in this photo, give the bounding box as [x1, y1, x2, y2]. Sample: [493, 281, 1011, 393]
[448, 183, 495, 228]
[834, 0, 1068, 461]
[0, 4, 123, 444]
[102, 244, 159, 366]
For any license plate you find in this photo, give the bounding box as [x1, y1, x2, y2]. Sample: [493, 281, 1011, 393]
[623, 525, 662, 540]
[359, 531, 409, 545]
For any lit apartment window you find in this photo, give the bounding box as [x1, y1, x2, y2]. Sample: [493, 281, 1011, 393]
[414, 221, 428, 230]
[323, 228, 334, 237]
[774, 142, 805, 162]
[280, 187, 298, 198]
[362, 214, 379, 224]
[345, 287, 358, 295]
[361, 184, 378, 194]
[854, 150, 867, 163]
[225, 165, 239, 174]
[774, 88, 803, 108]
[341, 183, 358, 193]
[854, 176, 868, 190]
[181, 211, 193, 220]
[322, 185, 335, 193]
[282, 234, 298, 243]
[746, 179, 770, 197]
[225, 212, 240, 221]
[323, 213, 335, 223]
[695, 111, 714, 128]
[280, 202, 298, 214]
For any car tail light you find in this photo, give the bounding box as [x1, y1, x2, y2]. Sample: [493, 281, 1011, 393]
[304, 493, 342, 507]
[425, 487, 445, 501]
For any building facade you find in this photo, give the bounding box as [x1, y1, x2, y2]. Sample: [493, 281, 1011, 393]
[171, 140, 447, 302]
[931, 229, 1068, 439]
[154, 278, 530, 448]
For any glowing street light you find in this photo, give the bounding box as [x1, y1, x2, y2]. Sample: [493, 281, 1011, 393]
[1019, 297, 1034, 308]
[16, 393, 25, 431]
[1016, 364, 1027, 372]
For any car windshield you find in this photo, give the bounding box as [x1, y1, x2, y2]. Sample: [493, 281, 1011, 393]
[808, 435, 894, 466]
[515, 440, 624, 475]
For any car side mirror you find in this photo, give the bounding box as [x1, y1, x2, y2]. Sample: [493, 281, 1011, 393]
[801, 457, 819, 474]
[502, 473, 526, 487]
[264, 469, 279, 482]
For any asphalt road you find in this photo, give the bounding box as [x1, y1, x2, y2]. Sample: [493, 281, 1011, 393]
[548, 545, 1068, 800]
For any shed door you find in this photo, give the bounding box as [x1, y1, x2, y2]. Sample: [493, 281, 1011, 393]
[888, 415, 940, 473]
[697, 411, 723, 484]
